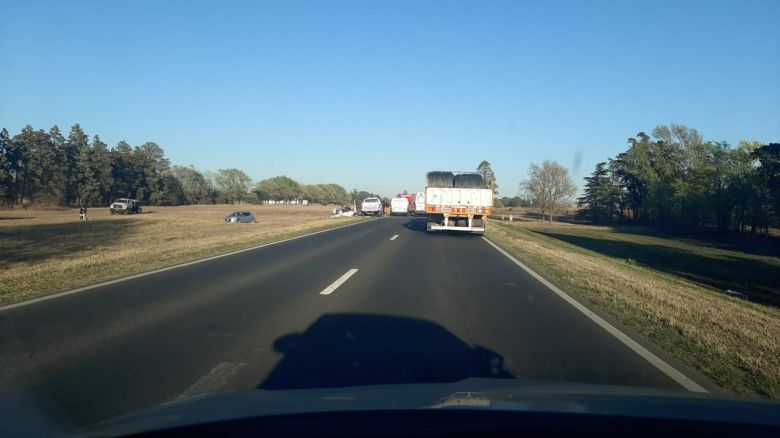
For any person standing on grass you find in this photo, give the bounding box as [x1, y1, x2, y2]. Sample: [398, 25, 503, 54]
[79, 205, 86, 221]
[83, 205, 88, 221]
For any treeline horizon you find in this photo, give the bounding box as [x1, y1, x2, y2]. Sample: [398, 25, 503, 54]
[577, 123, 779, 234]
[0, 124, 358, 208]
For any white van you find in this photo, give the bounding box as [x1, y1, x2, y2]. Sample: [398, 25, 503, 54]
[415, 192, 425, 215]
[390, 197, 409, 215]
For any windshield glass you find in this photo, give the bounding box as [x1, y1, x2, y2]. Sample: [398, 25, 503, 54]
[1, 0, 778, 434]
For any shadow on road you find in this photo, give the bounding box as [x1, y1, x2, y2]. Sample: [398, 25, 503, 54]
[259, 313, 513, 390]
[402, 217, 427, 233]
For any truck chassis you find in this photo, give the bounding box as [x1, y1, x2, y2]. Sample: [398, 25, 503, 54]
[426, 213, 486, 234]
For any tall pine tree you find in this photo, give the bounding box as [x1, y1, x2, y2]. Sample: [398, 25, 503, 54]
[65, 124, 89, 205]
[578, 162, 617, 223]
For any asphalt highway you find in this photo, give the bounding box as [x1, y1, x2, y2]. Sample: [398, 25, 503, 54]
[0, 216, 701, 430]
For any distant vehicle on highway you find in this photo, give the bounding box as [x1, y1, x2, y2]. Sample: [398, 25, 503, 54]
[360, 197, 384, 216]
[109, 198, 142, 215]
[224, 211, 256, 223]
[395, 193, 416, 214]
[390, 197, 409, 216]
[424, 171, 493, 234]
[414, 192, 425, 215]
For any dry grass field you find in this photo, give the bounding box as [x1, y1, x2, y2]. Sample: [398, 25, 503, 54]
[487, 219, 780, 398]
[0, 205, 365, 305]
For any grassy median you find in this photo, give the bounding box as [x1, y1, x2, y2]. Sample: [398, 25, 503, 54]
[0, 205, 366, 306]
[486, 219, 780, 398]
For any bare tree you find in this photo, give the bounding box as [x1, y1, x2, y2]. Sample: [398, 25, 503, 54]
[520, 160, 576, 222]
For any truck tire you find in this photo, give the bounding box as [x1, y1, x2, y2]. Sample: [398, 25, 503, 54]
[453, 173, 484, 188]
[426, 171, 454, 188]
[473, 218, 485, 236]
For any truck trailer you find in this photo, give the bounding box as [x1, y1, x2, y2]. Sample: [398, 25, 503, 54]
[425, 171, 493, 234]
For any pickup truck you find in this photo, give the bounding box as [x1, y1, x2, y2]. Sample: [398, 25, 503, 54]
[109, 198, 143, 214]
[360, 197, 384, 216]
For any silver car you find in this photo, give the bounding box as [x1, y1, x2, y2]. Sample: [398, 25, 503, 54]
[224, 211, 256, 223]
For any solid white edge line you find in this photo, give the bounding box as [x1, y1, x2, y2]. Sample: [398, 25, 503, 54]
[0, 219, 375, 312]
[481, 236, 708, 394]
[390, 234, 399, 241]
[319, 268, 359, 295]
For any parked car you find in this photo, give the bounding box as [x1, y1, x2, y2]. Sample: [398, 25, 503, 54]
[109, 198, 142, 214]
[224, 211, 256, 223]
[360, 197, 384, 216]
[330, 206, 356, 218]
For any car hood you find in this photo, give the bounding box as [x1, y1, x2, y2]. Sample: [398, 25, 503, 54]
[79, 378, 779, 436]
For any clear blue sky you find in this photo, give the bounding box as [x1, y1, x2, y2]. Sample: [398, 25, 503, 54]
[1, 0, 778, 197]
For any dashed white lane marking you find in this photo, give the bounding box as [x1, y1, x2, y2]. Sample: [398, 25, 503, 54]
[319, 269, 359, 295]
[390, 234, 399, 241]
[482, 236, 708, 393]
[178, 361, 246, 399]
[0, 219, 375, 312]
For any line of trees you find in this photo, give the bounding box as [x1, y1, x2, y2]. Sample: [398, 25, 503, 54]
[577, 124, 779, 233]
[0, 124, 350, 207]
[253, 175, 351, 205]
